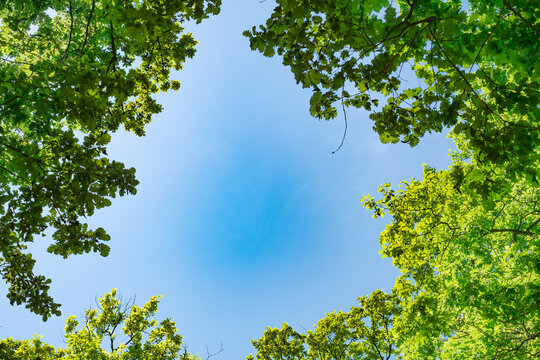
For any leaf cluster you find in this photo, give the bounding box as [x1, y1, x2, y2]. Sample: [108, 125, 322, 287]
[249, 164, 539, 359]
[0, 0, 221, 319]
[0, 289, 200, 360]
[244, 0, 539, 182]
[365, 166, 539, 358]
[248, 290, 399, 360]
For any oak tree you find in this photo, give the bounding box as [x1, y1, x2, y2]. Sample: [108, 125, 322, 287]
[245, 0, 539, 184]
[0, 289, 201, 359]
[0, 0, 220, 319]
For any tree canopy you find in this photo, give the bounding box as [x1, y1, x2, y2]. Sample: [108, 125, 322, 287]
[248, 290, 399, 360]
[245, 0, 539, 358]
[0, 0, 220, 319]
[244, 0, 539, 184]
[0, 289, 201, 359]
[0, 0, 538, 358]
[248, 163, 539, 359]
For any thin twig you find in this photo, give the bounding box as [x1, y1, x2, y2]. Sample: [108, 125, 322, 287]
[469, 5, 506, 72]
[205, 342, 224, 360]
[332, 92, 348, 154]
[62, 1, 74, 61]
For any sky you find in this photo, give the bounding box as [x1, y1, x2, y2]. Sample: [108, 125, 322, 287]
[1, 1, 455, 359]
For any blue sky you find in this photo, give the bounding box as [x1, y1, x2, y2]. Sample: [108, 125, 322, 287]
[1, 1, 454, 359]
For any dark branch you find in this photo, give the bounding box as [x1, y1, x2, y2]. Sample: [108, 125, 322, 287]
[108, 21, 117, 72]
[489, 228, 536, 237]
[469, 5, 506, 72]
[62, 1, 74, 61]
[80, 0, 96, 53]
[503, 1, 540, 35]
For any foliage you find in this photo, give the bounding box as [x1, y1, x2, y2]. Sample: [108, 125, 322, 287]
[366, 166, 539, 359]
[244, 0, 539, 182]
[0, 0, 220, 319]
[0, 289, 200, 359]
[1, 2, 538, 360]
[248, 165, 539, 359]
[248, 290, 399, 360]
[246, 2, 539, 357]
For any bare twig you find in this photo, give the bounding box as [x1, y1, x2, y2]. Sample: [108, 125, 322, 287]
[206, 342, 224, 360]
[333, 91, 349, 154]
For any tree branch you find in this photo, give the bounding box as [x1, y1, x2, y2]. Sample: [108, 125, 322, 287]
[80, 0, 96, 53]
[469, 5, 506, 72]
[107, 21, 117, 72]
[503, 1, 540, 35]
[429, 23, 504, 123]
[489, 228, 536, 237]
[205, 342, 224, 360]
[62, 1, 74, 61]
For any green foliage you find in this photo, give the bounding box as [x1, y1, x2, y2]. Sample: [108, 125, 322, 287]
[1, 3, 537, 360]
[248, 290, 400, 360]
[249, 164, 539, 359]
[0, 289, 200, 360]
[245, 0, 539, 182]
[0, 0, 221, 319]
[247, 1, 539, 357]
[365, 166, 539, 358]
